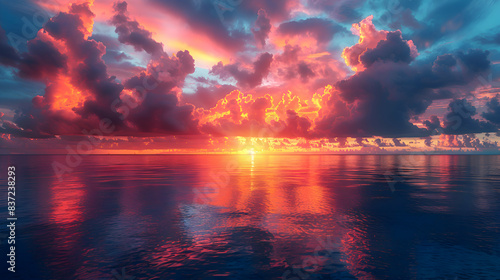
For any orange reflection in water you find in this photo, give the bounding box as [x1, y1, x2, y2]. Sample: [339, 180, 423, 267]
[198, 155, 331, 221]
[50, 178, 85, 225]
[14, 154, 500, 279]
[49, 171, 86, 252]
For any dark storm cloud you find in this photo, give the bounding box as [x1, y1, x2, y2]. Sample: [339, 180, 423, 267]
[0, 120, 55, 139]
[0, 27, 20, 67]
[482, 94, 500, 126]
[32, 3, 126, 131]
[122, 50, 199, 135]
[374, 138, 391, 147]
[313, 32, 495, 138]
[277, 110, 312, 138]
[392, 138, 407, 147]
[423, 115, 442, 133]
[297, 61, 315, 82]
[252, 9, 271, 47]
[276, 44, 301, 64]
[477, 31, 500, 45]
[43, 3, 125, 126]
[443, 99, 497, 135]
[314, 62, 433, 138]
[111, 1, 165, 57]
[360, 31, 415, 67]
[456, 50, 490, 74]
[0, 27, 67, 80]
[17, 39, 68, 79]
[0, 1, 200, 138]
[210, 52, 273, 88]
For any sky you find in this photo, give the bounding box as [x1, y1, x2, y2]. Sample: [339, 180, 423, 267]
[1, 0, 500, 154]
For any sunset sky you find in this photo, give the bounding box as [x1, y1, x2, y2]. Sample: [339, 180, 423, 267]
[1, 0, 500, 153]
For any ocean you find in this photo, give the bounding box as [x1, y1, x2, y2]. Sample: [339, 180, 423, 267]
[1, 155, 499, 279]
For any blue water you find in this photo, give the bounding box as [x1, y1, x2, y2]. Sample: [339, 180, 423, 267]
[1, 155, 499, 279]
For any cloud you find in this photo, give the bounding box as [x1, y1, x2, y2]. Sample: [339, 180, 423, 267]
[313, 62, 432, 138]
[122, 50, 198, 134]
[0, 26, 68, 80]
[374, 138, 391, 147]
[0, 27, 21, 67]
[252, 9, 271, 47]
[423, 115, 442, 133]
[111, 1, 165, 57]
[443, 99, 497, 135]
[305, 0, 366, 23]
[360, 30, 417, 67]
[210, 52, 273, 88]
[392, 138, 407, 147]
[297, 61, 315, 82]
[341, 16, 417, 72]
[440, 134, 498, 149]
[482, 94, 500, 126]
[313, 18, 494, 139]
[0, 1, 199, 138]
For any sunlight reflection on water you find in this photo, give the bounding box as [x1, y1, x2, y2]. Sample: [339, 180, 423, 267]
[0, 155, 499, 279]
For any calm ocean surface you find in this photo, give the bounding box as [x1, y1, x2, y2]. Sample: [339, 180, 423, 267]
[1, 155, 499, 280]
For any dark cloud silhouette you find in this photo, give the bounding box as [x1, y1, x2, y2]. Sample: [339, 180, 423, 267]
[112, 1, 165, 57]
[0, 27, 21, 67]
[252, 9, 271, 47]
[374, 138, 391, 147]
[457, 49, 490, 74]
[122, 50, 198, 134]
[443, 99, 497, 135]
[0, 27, 67, 80]
[276, 44, 301, 64]
[423, 115, 442, 133]
[313, 35, 494, 138]
[482, 94, 500, 126]
[297, 61, 315, 82]
[360, 31, 415, 67]
[392, 138, 407, 147]
[210, 52, 273, 88]
[0, 1, 200, 138]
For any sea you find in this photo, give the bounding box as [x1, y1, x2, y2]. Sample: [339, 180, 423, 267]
[1, 154, 499, 279]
